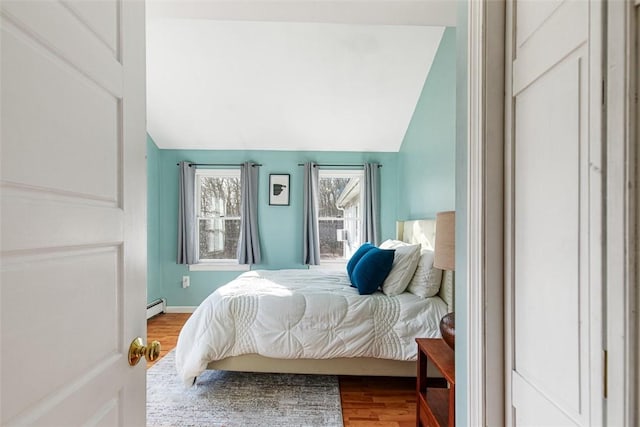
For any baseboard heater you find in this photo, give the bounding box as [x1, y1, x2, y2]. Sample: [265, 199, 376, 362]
[147, 298, 166, 319]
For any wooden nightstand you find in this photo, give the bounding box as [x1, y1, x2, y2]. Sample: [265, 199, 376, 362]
[415, 338, 455, 427]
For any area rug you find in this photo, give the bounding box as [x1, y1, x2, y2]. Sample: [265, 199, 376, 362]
[147, 350, 344, 427]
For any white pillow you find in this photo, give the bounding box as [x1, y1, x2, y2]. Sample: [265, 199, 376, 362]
[380, 243, 421, 296]
[406, 249, 443, 298]
[379, 239, 409, 249]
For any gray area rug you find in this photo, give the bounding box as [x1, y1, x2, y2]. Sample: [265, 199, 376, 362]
[147, 351, 344, 427]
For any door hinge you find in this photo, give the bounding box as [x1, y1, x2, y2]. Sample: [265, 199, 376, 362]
[603, 350, 608, 399]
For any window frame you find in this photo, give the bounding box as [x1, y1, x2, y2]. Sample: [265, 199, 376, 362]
[192, 168, 248, 271]
[317, 169, 364, 264]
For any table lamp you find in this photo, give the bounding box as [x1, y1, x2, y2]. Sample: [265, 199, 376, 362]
[434, 210, 455, 350]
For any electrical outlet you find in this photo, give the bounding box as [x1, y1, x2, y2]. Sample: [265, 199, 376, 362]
[182, 276, 190, 288]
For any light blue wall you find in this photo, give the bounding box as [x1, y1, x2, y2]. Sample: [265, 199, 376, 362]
[146, 30, 461, 303]
[152, 149, 398, 306]
[147, 136, 162, 304]
[397, 27, 456, 220]
[455, 1, 469, 425]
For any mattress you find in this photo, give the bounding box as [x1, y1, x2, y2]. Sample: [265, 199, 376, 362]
[175, 268, 448, 386]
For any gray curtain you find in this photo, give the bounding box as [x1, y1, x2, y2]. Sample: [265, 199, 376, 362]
[363, 162, 380, 245]
[237, 162, 261, 264]
[177, 161, 198, 265]
[303, 162, 320, 265]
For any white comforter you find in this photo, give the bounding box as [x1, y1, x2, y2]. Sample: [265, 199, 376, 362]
[175, 269, 448, 385]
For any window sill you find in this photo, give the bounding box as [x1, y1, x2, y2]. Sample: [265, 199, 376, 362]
[189, 263, 251, 272]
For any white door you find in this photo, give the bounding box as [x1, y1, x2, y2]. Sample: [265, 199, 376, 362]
[506, 0, 603, 425]
[1, 1, 147, 425]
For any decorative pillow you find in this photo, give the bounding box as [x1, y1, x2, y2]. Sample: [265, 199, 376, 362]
[380, 243, 421, 296]
[351, 247, 395, 295]
[406, 249, 443, 298]
[378, 239, 408, 249]
[439, 270, 454, 312]
[346, 242, 375, 282]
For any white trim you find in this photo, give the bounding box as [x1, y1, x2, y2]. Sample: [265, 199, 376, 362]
[467, 1, 506, 425]
[606, 1, 638, 425]
[587, 2, 605, 422]
[188, 263, 251, 272]
[482, 2, 506, 426]
[194, 168, 242, 263]
[317, 169, 363, 179]
[504, 1, 516, 425]
[466, 2, 485, 425]
[195, 168, 240, 178]
[146, 298, 166, 319]
[166, 306, 197, 313]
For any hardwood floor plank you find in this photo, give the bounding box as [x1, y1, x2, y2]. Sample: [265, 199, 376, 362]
[147, 312, 417, 426]
[146, 312, 190, 368]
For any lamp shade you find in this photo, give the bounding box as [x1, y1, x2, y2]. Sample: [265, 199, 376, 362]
[434, 211, 455, 270]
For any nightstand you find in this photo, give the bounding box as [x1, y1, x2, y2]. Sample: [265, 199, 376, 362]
[415, 338, 455, 427]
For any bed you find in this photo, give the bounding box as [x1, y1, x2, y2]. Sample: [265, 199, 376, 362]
[175, 219, 453, 386]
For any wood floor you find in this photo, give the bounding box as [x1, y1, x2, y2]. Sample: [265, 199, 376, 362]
[147, 313, 417, 427]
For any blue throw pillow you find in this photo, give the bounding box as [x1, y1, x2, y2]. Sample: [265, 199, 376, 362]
[351, 247, 396, 295]
[346, 242, 375, 282]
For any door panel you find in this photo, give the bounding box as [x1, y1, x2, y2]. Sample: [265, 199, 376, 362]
[514, 55, 583, 416]
[62, 0, 119, 55]
[515, 0, 563, 46]
[1, 1, 123, 96]
[512, 373, 576, 425]
[1, 21, 120, 201]
[2, 247, 122, 422]
[0, 1, 146, 425]
[508, 0, 603, 425]
[512, 0, 587, 95]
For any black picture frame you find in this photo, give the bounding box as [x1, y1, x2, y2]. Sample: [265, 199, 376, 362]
[269, 174, 290, 206]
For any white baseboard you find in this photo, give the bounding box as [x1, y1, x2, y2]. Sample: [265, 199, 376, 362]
[166, 306, 197, 313]
[146, 298, 166, 319]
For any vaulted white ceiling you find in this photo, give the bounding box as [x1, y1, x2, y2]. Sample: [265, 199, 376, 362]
[146, 1, 455, 152]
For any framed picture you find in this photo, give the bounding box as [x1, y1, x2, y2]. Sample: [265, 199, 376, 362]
[269, 174, 290, 206]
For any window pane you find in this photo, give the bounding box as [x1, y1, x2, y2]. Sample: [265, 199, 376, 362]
[318, 174, 362, 260]
[319, 219, 345, 259]
[199, 218, 240, 260]
[319, 177, 352, 218]
[199, 176, 241, 218]
[342, 218, 361, 258]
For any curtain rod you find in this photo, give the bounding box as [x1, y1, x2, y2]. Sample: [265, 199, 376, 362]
[296, 163, 382, 168]
[176, 163, 262, 167]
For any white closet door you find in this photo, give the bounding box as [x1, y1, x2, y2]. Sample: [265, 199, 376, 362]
[507, 0, 603, 425]
[1, 1, 147, 425]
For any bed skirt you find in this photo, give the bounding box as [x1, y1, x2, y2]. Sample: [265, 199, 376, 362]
[206, 354, 442, 377]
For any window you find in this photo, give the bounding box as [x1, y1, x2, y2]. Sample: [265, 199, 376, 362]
[318, 170, 363, 261]
[195, 169, 241, 262]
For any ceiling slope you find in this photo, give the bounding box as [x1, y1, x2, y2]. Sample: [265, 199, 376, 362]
[146, 1, 454, 152]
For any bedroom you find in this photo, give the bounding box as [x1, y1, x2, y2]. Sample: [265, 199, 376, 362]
[2, 1, 637, 426]
[144, 25, 456, 309]
[144, 3, 456, 425]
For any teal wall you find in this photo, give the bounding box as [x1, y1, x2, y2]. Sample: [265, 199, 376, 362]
[455, 1, 469, 425]
[150, 146, 399, 306]
[397, 28, 456, 220]
[147, 136, 162, 304]
[146, 29, 460, 317]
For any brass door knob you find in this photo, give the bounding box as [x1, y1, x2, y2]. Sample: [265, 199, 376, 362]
[128, 337, 161, 366]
